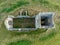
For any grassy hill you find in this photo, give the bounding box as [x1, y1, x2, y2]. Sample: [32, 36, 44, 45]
[0, 0, 60, 45]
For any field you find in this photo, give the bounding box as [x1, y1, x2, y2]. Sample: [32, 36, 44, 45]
[0, 0, 60, 45]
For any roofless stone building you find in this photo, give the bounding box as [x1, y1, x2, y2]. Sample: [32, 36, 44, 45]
[4, 12, 55, 31]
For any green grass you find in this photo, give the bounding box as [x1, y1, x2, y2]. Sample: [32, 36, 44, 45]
[8, 40, 31, 45]
[0, 0, 60, 45]
[0, 0, 7, 3]
[1, 0, 29, 13]
[32, 0, 60, 11]
[13, 18, 35, 28]
[39, 0, 49, 5]
[39, 30, 56, 41]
